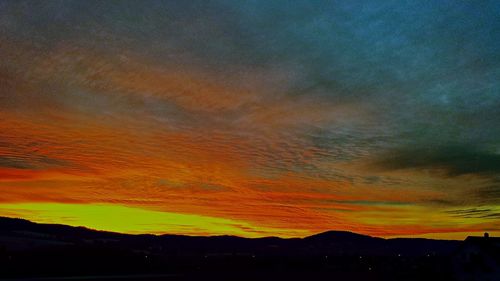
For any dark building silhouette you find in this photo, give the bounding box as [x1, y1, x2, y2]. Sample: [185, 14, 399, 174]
[452, 233, 500, 281]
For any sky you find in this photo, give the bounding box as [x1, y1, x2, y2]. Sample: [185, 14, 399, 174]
[0, 0, 499, 239]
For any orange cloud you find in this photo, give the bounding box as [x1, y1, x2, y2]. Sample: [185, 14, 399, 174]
[1, 39, 498, 239]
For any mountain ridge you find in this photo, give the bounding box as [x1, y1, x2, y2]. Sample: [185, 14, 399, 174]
[0, 216, 459, 241]
[0, 216, 471, 280]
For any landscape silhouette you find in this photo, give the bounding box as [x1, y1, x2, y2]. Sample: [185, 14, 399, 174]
[1, 217, 498, 280]
[1, 1, 500, 280]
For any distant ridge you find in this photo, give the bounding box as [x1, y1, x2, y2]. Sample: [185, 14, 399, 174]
[305, 230, 381, 240]
[0, 216, 471, 280]
[0, 216, 445, 241]
[0, 216, 459, 253]
[0, 216, 454, 240]
[0, 216, 380, 239]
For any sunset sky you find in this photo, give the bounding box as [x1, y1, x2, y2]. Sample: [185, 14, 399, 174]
[0, 1, 499, 239]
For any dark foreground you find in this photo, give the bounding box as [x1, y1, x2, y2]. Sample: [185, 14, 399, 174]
[0, 217, 498, 281]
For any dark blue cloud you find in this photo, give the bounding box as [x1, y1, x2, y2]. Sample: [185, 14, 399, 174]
[373, 145, 500, 177]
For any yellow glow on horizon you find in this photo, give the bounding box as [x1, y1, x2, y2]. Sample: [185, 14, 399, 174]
[0, 202, 497, 240]
[0, 203, 310, 238]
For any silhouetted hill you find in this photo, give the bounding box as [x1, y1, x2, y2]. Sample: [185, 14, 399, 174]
[0, 216, 463, 280]
[305, 230, 378, 240]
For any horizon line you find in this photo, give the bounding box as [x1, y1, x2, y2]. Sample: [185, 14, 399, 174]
[3, 215, 493, 241]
